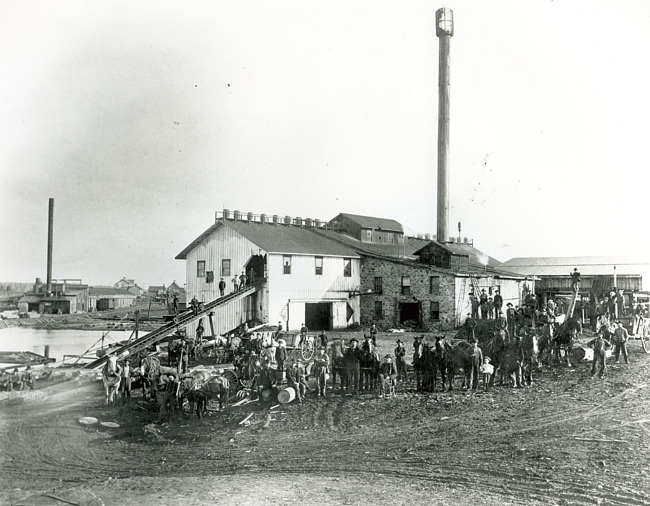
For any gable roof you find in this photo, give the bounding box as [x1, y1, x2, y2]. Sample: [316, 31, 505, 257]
[315, 229, 425, 259]
[175, 220, 359, 260]
[501, 255, 650, 277]
[329, 213, 404, 233]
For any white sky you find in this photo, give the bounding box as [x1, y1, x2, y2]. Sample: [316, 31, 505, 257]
[1, 0, 649, 288]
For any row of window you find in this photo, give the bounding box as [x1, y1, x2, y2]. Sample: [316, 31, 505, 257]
[197, 257, 353, 278]
[373, 300, 440, 320]
[374, 276, 441, 296]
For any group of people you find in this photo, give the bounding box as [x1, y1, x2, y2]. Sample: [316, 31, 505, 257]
[469, 289, 504, 320]
[589, 319, 633, 379]
[0, 365, 35, 392]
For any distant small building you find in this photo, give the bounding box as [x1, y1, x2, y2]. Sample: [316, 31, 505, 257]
[18, 278, 89, 314]
[88, 287, 137, 311]
[167, 281, 183, 294]
[114, 277, 145, 297]
[147, 285, 166, 299]
[328, 212, 404, 245]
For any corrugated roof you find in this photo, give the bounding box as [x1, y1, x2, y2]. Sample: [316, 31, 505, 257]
[176, 220, 359, 260]
[501, 256, 650, 277]
[89, 287, 136, 296]
[330, 213, 404, 233]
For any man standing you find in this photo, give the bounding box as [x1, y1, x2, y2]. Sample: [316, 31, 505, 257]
[588, 331, 611, 379]
[190, 296, 200, 316]
[506, 303, 517, 339]
[613, 321, 630, 364]
[196, 320, 205, 342]
[394, 340, 408, 382]
[496, 310, 507, 334]
[488, 297, 495, 319]
[232, 276, 239, 293]
[480, 291, 489, 320]
[258, 360, 277, 400]
[471, 295, 479, 320]
[571, 268, 581, 293]
[344, 338, 361, 395]
[22, 365, 35, 391]
[313, 347, 330, 396]
[218, 278, 226, 297]
[493, 290, 503, 318]
[467, 340, 483, 391]
[275, 339, 287, 373]
[299, 323, 308, 347]
[239, 271, 247, 290]
[370, 322, 378, 347]
[465, 313, 476, 342]
[120, 360, 132, 404]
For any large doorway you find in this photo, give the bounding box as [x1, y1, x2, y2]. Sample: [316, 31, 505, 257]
[305, 302, 331, 331]
[399, 302, 420, 324]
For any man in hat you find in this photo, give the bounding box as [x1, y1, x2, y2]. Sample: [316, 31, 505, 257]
[232, 275, 239, 293]
[190, 295, 200, 316]
[120, 360, 132, 403]
[156, 372, 178, 423]
[470, 295, 479, 320]
[239, 271, 247, 290]
[493, 290, 503, 317]
[344, 338, 361, 394]
[613, 320, 630, 364]
[506, 303, 517, 339]
[218, 277, 226, 297]
[378, 355, 398, 398]
[313, 347, 330, 396]
[275, 339, 287, 373]
[258, 360, 277, 400]
[370, 322, 378, 347]
[588, 330, 611, 379]
[22, 364, 35, 391]
[394, 339, 408, 382]
[11, 368, 22, 391]
[571, 268, 581, 293]
[286, 359, 308, 403]
[488, 297, 495, 319]
[465, 313, 476, 342]
[298, 323, 308, 348]
[467, 340, 483, 391]
[319, 331, 328, 349]
[480, 357, 494, 389]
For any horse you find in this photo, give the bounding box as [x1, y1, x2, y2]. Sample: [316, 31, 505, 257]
[102, 356, 122, 405]
[481, 333, 522, 388]
[552, 317, 580, 367]
[443, 340, 473, 391]
[412, 343, 424, 391]
[140, 354, 181, 421]
[420, 339, 446, 392]
[360, 349, 380, 392]
[520, 331, 539, 385]
[178, 369, 230, 417]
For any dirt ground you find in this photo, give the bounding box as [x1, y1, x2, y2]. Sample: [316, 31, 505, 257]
[2, 331, 650, 506]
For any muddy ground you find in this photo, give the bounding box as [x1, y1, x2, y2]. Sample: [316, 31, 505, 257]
[1, 331, 650, 505]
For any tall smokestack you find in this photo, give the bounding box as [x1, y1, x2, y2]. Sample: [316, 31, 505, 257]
[46, 198, 54, 294]
[436, 8, 453, 243]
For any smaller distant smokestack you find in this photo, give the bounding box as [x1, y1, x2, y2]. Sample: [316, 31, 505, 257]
[46, 198, 54, 294]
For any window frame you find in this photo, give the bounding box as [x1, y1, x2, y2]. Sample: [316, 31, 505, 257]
[197, 260, 206, 278]
[430, 301, 440, 321]
[401, 276, 411, 296]
[374, 300, 383, 319]
[343, 258, 352, 277]
[315, 256, 323, 276]
[374, 276, 383, 294]
[283, 255, 292, 275]
[429, 275, 440, 295]
[221, 259, 231, 277]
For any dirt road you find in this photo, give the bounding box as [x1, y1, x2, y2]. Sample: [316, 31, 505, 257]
[2, 332, 650, 505]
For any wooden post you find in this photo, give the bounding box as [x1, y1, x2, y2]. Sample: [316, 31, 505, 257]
[147, 297, 152, 319]
[135, 309, 139, 341]
[208, 311, 215, 338]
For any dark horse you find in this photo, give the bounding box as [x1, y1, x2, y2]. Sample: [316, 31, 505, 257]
[421, 338, 447, 392]
[178, 369, 230, 417]
[553, 317, 580, 367]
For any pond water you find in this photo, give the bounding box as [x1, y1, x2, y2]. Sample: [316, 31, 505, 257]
[0, 327, 148, 365]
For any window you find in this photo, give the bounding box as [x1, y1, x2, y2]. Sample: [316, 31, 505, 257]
[430, 301, 440, 320]
[221, 259, 231, 277]
[283, 255, 292, 275]
[343, 258, 352, 277]
[197, 260, 206, 278]
[374, 276, 383, 294]
[374, 301, 383, 319]
[365, 229, 372, 242]
[429, 276, 440, 295]
[206, 271, 214, 283]
[401, 276, 411, 296]
[398, 234, 404, 244]
[315, 256, 323, 275]
[388, 233, 394, 244]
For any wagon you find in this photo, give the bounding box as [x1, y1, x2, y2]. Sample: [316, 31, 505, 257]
[276, 331, 315, 361]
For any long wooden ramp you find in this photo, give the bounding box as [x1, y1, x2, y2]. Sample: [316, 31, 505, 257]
[81, 286, 257, 370]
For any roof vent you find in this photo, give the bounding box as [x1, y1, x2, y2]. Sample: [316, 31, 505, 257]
[294, 217, 303, 226]
[247, 212, 254, 222]
[305, 218, 313, 227]
[314, 219, 322, 228]
[273, 214, 279, 224]
[223, 209, 231, 219]
[284, 215, 292, 225]
[233, 210, 241, 221]
[260, 213, 267, 224]
[449, 237, 456, 243]
[463, 237, 469, 244]
[424, 233, 431, 240]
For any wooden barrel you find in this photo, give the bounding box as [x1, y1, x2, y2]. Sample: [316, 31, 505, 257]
[277, 387, 296, 404]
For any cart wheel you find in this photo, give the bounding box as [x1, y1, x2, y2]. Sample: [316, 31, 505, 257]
[222, 369, 239, 399]
[301, 340, 314, 360]
[641, 325, 650, 354]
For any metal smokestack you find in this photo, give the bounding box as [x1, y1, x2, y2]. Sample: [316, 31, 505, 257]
[436, 8, 453, 243]
[46, 198, 54, 294]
